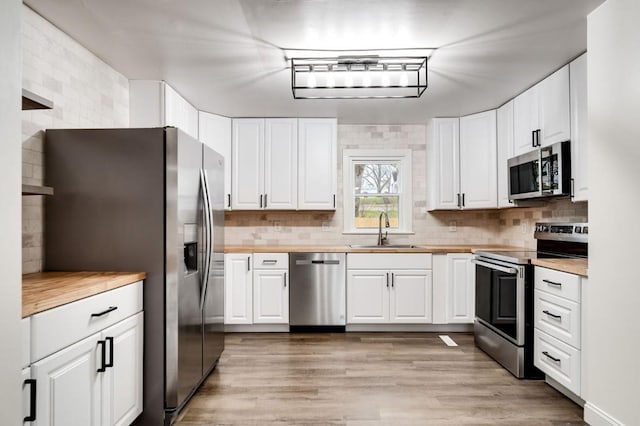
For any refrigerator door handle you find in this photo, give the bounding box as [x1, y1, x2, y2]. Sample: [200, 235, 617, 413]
[199, 169, 213, 311]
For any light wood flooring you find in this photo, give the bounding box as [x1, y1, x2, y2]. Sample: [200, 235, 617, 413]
[176, 333, 584, 425]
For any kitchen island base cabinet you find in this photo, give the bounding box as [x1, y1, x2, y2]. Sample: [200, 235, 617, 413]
[30, 312, 143, 426]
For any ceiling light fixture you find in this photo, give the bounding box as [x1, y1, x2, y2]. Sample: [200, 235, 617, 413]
[290, 54, 428, 99]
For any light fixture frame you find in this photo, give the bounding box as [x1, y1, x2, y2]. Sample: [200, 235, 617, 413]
[291, 55, 428, 99]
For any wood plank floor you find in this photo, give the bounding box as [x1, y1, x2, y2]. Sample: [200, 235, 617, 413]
[176, 333, 584, 425]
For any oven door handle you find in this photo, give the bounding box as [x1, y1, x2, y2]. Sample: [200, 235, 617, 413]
[471, 259, 519, 275]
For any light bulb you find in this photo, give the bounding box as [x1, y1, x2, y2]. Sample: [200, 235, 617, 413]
[362, 72, 371, 87]
[345, 72, 353, 88]
[307, 72, 316, 88]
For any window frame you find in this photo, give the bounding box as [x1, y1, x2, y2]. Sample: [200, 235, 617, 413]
[343, 149, 413, 234]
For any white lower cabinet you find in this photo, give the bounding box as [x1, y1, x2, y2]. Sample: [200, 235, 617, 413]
[446, 254, 476, 323]
[225, 253, 289, 325]
[533, 266, 584, 397]
[347, 254, 432, 324]
[25, 281, 144, 426]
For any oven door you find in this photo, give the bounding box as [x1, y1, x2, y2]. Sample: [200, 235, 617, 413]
[473, 258, 525, 346]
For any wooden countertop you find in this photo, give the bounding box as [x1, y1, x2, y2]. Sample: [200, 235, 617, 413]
[224, 244, 526, 254]
[531, 258, 588, 277]
[23, 271, 146, 318]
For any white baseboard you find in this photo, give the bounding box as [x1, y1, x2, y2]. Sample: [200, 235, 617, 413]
[346, 323, 473, 332]
[584, 402, 624, 426]
[545, 376, 584, 407]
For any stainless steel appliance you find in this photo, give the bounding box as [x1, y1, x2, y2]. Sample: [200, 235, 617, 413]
[289, 253, 346, 331]
[508, 141, 571, 201]
[473, 222, 587, 378]
[44, 127, 225, 425]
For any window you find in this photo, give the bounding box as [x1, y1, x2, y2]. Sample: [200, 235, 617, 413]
[343, 149, 413, 234]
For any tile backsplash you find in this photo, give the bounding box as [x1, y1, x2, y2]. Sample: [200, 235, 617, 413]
[21, 6, 129, 273]
[225, 124, 588, 248]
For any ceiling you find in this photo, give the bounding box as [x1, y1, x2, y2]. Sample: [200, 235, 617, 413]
[25, 0, 604, 124]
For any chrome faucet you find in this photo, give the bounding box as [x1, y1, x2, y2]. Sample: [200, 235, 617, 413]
[377, 212, 390, 246]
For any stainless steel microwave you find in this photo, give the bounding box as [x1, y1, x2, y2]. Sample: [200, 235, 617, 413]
[508, 141, 571, 201]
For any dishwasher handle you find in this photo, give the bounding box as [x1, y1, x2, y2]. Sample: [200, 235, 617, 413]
[295, 259, 341, 265]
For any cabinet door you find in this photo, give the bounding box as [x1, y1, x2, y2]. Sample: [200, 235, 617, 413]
[23, 367, 34, 424]
[570, 54, 588, 202]
[224, 254, 253, 324]
[264, 119, 298, 210]
[298, 118, 337, 210]
[232, 119, 264, 210]
[32, 333, 101, 426]
[459, 110, 497, 209]
[253, 269, 289, 324]
[539, 65, 571, 147]
[389, 270, 432, 323]
[347, 270, 389, 323]
[513, 85, 539, 156]
[101, 312, 143, 426]
[199, 111, 233, 209]
[428, 118, 460, 210]
[497, 101, 515, 208]
[447, 254, 476, 323]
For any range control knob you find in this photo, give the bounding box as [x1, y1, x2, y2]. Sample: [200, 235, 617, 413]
[575, 226, 582, 233]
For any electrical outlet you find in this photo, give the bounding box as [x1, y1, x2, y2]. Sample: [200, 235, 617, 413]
[322, 221, 331, 232]
[448, 221, 457, 232]
[272, 220, 282, 232]
[521, 223, 528, 234]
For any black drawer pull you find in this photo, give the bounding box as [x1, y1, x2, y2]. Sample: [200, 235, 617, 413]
[542, 351, 561, 363]
[97, 340, 107, 372]
[91, 306, 118, 317]
[542, 279, 562, 287]
[24, 379, 36, 422]
[543, 310, 562, 320]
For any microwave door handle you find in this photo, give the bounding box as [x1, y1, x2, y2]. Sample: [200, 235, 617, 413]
[537, 148, 544, 196]
[471, 259, 518, 275]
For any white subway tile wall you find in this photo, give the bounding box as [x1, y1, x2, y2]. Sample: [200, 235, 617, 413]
[225, 124, 587, 247]
[21, 6, 129, 273]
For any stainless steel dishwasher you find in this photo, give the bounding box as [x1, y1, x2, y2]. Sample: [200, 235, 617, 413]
[289, 253, 346, 331]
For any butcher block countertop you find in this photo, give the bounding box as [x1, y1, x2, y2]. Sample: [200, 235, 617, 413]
[22, 271, 146, 318]
[224, 244, 526, 254]
[531, 258, 589, 277]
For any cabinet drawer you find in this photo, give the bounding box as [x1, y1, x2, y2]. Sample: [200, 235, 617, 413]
[31, 281, 143, 362]
[534, 290, 581, 348]
[534, 328, 581, 395]
[535, 267, 581, 302]
[347, 254, 432, 270]
[253, 253, 289, 269]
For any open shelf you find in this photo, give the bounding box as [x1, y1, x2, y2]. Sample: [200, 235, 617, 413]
[22, 184, 54, 196]
[22, 89, 53, 110]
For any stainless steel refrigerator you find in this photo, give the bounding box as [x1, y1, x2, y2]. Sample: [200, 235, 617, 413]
[44, 127, 225, 425]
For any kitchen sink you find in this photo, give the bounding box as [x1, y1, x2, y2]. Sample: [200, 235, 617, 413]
[348, 244, 418, 249]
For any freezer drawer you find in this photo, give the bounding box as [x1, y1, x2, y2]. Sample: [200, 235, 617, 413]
[289, 253, 346, 326]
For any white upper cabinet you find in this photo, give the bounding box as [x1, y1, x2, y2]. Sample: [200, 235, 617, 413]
[513, 66, 571, 156]
[232, 118, 298, 210]
[129, 80, 199, 140]
[232, 119, 265, 210]
[459, 110, 498, 209]
[264, 119, 298, 210]
[199, 112, 232, 209]
[427, 118, 460, 210]
[298, 118, 337, 210]
[497, 101, 515, 208]
[570, 54, 588, 202]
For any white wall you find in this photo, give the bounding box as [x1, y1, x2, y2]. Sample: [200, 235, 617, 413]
[585, 0, 640, 424]
[0, 0, 24, 424]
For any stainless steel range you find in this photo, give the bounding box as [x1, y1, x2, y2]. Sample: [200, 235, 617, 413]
[473, 222, 588, 378]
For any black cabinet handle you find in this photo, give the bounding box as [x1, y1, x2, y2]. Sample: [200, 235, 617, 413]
[97, 340, 107, 373]
[24, 379, 36, 422]
[543, 310, 562, 320]
[536, 129, 541, 147]
[386, 272, 389, 288]
[532, 130, 536, 148]
[462, 193, 465, 207]
[570, 178, 575, 199]
[91, 306, 118, 317]
[264, 194, 268, 208]
[284, 272, 287, 288]
[457, 193, 461, 208]
[333, 194, 336, 209]
[542, 279, 562, 287]
[259, 194, 263, 208]
[227, 194, 231, 208]
[391, 272, 395, 288]
[542, 351, 561, 363]
[105, 336, 114, 368]
[247, 256, 251, 272]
